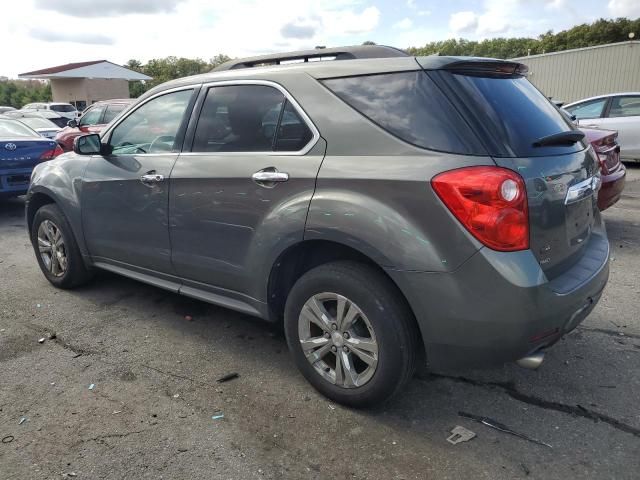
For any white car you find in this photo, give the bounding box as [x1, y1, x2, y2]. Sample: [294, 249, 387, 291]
[564, 92, 640, 162]
[21, 102, 78, 120]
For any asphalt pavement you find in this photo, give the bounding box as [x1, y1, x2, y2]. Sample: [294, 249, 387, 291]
[1, 165, 639, 479]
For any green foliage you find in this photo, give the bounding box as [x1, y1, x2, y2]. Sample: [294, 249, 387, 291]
[407, 17, 640, 58]
[0, 80, 51, 108]
[126, 54, 232, 97]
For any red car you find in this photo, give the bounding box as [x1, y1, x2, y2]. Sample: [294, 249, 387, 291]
[55, 99, 133, 151]
[581, 127, 626, 211]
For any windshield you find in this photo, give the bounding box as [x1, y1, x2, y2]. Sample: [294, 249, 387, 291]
[0, 119, 38, 137]
[50, 104, 76, 113]
[437, 71, 584, 157]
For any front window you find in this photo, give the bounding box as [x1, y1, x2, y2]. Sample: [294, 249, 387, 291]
[103, 104, 128, 124]
[79, 106, 105, 127]
[565, 98, 607, 120]
[109, 89, 193, 155]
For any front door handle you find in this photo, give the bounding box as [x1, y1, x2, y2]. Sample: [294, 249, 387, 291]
[140, 173, 165, 185]
[252, 168, 289, 186]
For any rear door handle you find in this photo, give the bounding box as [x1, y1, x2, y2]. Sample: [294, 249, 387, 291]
[140, 173, 165, 185]
[252, 169, 289, 185]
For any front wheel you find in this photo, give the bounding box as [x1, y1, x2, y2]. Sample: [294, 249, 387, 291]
[31, 204, 93, 289]
[284, 261, 418, 407]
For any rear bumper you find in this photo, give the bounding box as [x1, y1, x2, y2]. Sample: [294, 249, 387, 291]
[598, 164, 626, 211]
[388, 228, 609, 372]
[0, 168, 32, 197]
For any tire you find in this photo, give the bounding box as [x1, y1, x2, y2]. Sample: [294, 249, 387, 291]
[31, 204, 93, 289]
[284, 261, 418, 408]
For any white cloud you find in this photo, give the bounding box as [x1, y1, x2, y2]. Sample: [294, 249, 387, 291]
[407, 0, 416, 8]
[449, 11, 478, 34]
[608, 0, 640, 17]
[393, 18, 413, 30]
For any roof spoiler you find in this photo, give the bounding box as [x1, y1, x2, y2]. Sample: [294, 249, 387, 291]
[442, 60, 529, 77]
[212, 45, 409, 71]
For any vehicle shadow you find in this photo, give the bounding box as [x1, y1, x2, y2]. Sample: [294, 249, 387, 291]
[0, 196, 26, 227]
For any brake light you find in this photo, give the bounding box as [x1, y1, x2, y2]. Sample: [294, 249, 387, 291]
[39, 144, 64, 161]
[431, 166, 529, 251]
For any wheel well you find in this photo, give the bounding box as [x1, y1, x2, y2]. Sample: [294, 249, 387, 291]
[26, 192, 55, 234]
[267, 240, 416, 323]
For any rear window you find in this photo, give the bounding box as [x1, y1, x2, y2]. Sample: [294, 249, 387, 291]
[50, 104, 76, 113]
[440, 72, 582, 157]
[322, 71, 486, 155]
[0, 119, 37, 137]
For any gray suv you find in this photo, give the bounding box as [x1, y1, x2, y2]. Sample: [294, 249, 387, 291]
[26, 46, 609, 407]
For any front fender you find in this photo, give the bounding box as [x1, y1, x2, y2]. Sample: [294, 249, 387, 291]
[27, 154, 89, 255]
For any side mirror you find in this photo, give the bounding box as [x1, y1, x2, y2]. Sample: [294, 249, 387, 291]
[73, 134, 103, 155]
[67, 119, 78, 128]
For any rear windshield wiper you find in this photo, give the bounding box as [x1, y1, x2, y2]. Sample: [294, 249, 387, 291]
[532, 131, 585, 147]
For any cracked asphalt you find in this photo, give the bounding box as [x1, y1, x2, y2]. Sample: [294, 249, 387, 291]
[1, 165, 639, 479]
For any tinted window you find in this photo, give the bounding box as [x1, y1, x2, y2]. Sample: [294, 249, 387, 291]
[109, 89, 192, 155]
[608, 96, 640, 118]
[103, 104, 127, 123]
[50, 104, 76, 113]
[444, 72, 582, 157]
[274, 101, 313, 151]
[565, 98, 607, 120]
[193, 85, 286, 152]
[79, 106, 105, 126]
[323, 71, 484, 154]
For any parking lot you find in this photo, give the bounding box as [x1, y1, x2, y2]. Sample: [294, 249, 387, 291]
[0, 166, 638, 479]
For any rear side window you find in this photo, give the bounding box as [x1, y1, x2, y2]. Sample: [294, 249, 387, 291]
[441, 72, 582, 157]
[103, 104, 127, 123]
[322, 71, 485, 155]
[192, 85, 314, 153]
[608, 96, 640, 118]
[565, 98, 607, 120]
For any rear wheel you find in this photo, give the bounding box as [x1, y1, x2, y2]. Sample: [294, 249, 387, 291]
[31, 204, 92, 289]
[284, 261, 418, 407]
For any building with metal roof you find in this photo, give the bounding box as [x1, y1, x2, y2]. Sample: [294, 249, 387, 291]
[19, 60, 151, 111]
[512, 41, 640, 104]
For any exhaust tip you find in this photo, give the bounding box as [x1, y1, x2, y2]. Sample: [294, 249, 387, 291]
[516, 351, 545, 370]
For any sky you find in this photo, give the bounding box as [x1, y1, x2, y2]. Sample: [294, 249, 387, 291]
[2, 0, 640, 78]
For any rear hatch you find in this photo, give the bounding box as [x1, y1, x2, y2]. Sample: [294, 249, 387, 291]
[422, 59, 600, 279]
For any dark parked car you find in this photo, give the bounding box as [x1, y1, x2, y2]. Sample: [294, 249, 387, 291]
[25, 47, 609, 407]
[0, 118, 62, 197]
[55, 99, 133, 151]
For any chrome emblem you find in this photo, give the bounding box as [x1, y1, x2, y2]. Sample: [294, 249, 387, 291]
[4, 143, 17, 151]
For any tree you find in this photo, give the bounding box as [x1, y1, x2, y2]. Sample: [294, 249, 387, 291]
[124, 54, 232, 97]
[0, 79, 51, 108]
[408, 17, 640, 58]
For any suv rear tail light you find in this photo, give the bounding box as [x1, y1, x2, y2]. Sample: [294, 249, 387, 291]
[39, 144, 64, 161]
[431, 166, 529, 251]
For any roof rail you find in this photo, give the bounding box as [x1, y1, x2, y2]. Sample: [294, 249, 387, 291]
[212, 45, 409, 71]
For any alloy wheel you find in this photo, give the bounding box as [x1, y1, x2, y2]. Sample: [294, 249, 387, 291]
[298, 292, 378, 388]
[37, 219, 67, 277]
